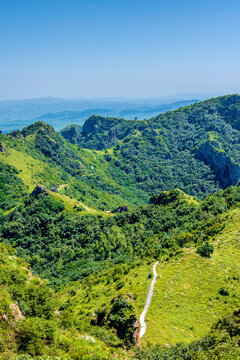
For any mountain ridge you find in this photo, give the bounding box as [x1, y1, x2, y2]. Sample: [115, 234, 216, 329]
[60, 94, 240, 199]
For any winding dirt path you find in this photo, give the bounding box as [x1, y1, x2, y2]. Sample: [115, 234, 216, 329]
[139, 261, 159, 338]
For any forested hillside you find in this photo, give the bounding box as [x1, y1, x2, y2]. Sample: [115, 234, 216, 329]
[1, 95, 240, 213]
[63, 94, 240, 198]
[1, 183, 240, 358]
[0, 95, 240, 359]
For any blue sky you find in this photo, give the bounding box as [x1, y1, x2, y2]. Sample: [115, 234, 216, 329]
[0, 0, 240, 99]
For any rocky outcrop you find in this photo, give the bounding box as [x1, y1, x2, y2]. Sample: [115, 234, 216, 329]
[196, 141, 240, 187]
[113, 205, 128, 213]
[9, 122, 54, 139]
[59, 124, 82, 144]
[9, 303, 25, 322]
[133, 320, 141, 349]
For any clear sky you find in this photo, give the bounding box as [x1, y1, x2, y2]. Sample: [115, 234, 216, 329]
[0, 0, 240, 100]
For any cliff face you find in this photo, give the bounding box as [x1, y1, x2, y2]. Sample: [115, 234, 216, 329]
[59, 124, 82, 144]
[196, 141, 240, 187]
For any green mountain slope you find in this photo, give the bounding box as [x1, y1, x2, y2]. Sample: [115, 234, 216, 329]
[1, 95, 240, 359]
[0, 121, 147, 211]
[64, 94, 240, 199]
[1, 238, 239, 359]
[2, 94, 240, 215]
[0, 243, 131, 359]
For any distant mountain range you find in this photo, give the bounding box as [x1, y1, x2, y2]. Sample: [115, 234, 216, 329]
[0, 97, 200, 132]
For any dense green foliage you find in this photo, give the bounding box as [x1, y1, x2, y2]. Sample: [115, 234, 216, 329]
[0, 243, 131, 359]
[59, 124, 82, 144]
[107, 296, 137, 343]
[0, 163, 27, 211]
[196, 242, 214, 258]
[2, 183, 240, 286]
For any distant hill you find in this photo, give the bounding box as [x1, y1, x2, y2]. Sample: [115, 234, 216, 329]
[33, 109, 112, 130]
[0, 97, 199, 132]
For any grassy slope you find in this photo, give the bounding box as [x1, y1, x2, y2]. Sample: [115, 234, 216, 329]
[1, 207, 240, 358]
[0, 132, 145, 212]
[55, 260, 154, 325]
[143, 208, 240, 345]
[0, 147, 97, 214]
[0, 145, 117, 215]
[53, 201, 240, 349]
[55, 208, 240, 348]
[0, 147, 61, 192]
[1, 155, 239, 350]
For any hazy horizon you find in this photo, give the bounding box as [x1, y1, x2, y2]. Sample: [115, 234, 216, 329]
[0, 92, 217, 103]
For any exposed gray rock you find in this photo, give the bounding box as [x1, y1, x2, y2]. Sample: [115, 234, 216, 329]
[196, 141, 240, 187]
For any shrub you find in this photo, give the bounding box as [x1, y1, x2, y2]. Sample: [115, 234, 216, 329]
[94, 306, 107, 326]
[197, 242, 214, 258]
[219, 288, 229, 296]
[116, 281, 125, 290]
[107, 296, 137, 344]
[17, 317, 56, 355]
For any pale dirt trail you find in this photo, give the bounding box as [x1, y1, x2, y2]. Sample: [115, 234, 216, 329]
[139, 261, 159, 338]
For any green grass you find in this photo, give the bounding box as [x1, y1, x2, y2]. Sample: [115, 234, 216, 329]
[1, 134, 146, 211]
[51, 191, 107, 215]
[0, 147, 112, 215]
[142, 209, 240, 345]
[0, 147, 64, 191]
[55, 260, 154, 326]
[54, 205, 240, 349]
